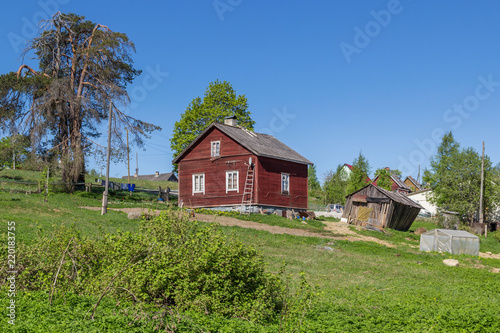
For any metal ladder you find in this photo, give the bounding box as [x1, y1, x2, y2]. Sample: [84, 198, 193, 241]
[240, 164, 254, 213]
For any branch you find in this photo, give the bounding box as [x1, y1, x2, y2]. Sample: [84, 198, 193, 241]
[87, 242, 155, 320]
[49, 237, 74, 305]
[16, 64, 51, 78]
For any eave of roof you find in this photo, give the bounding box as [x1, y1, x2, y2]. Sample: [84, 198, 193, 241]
[172, 122, 312, 165]
[346, 184, 424, 209]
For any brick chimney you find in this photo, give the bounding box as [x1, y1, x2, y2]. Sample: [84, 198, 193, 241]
[224, 116, 237, 126]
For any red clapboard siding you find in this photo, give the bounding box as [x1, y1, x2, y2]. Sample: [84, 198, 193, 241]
[255, 156, 308, 209]
[177, 126, 309, 209]
[178, 127, 255, 207]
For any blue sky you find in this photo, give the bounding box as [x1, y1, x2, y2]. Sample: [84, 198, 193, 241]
[1, 1, 500, 182]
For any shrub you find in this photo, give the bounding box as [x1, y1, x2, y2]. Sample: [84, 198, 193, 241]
[0, 210, 288, 322]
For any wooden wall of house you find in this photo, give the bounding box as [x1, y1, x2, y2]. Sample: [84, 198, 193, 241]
[255, 156, 308, 209]
[178, 127, 256, 208]
[404, 179, 417, 192]
[177, 127, 309, 209]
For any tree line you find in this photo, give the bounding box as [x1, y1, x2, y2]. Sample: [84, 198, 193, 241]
[309, 132, 500, 224]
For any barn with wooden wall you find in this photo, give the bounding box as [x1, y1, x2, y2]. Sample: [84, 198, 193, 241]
[342, 184, 423, 231]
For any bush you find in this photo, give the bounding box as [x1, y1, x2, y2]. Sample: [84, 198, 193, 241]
[0, 210, 288, 323]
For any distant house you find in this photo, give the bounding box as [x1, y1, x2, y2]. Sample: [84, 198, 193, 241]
[340, 163, 372, 183]
[372, 169, 410, 195]
[342, 184, 423, 231]
[172, 116, 312, 212]
[122, 172, 178, 183]
[404, 176, 424, 193]
[406, 189, 437, 216]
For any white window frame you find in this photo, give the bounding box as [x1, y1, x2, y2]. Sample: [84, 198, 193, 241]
[226, 170, 239, 193]
[281, 173, 290, 194]
[211, 141, 220, 157]
[192, 173, 205, 194]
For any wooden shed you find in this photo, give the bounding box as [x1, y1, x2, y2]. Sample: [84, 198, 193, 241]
[342, 184, 423, 231]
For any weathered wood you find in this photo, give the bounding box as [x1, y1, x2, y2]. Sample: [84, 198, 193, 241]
[343, 184, 421, 231]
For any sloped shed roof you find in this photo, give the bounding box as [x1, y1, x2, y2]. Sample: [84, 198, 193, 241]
[172, 122, 312, 165]
[347, 184, 424, 209]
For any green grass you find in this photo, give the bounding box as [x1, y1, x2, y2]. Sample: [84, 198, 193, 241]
[0, 192, 142, 244]
[0, 168, 45, 182]
[222, 226, 500, 332]
[1, 186, 500, 332]
[0, 168, 178, 192]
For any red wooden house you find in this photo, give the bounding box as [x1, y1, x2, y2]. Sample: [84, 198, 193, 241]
[172, 116, 313, 212]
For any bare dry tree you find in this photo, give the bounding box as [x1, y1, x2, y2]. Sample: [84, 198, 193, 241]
[0, 12, 160, 184]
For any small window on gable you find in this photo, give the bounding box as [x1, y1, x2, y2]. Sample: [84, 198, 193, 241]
[211, 141, 220, 157]
[281, 173, 290, 194]
[192, 174, 205, 194]
[226, 171, 239, 193]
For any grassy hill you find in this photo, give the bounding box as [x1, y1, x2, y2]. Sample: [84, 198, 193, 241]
[1, 170, 500, 331]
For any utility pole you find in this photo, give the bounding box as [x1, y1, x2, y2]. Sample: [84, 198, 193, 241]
[101, 102, 113, 215]
[12, 135, 16, 170]
[479, 141, 485, 225]
[127, 129, 131, 196]
[135, 152, 139, 177]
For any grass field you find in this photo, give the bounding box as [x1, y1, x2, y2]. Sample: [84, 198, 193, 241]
[1, 170, 500, 331]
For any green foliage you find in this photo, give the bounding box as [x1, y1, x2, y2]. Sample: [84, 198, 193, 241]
[170, 80, 254, 172]
[346, 152, 371, 195]
[323, 164, 348, 205]
[374, 168, 401, 191]
[424, 132, 498, 222]
[308, 165, 321, 192]
[374, 167, 392, 190]
[0, 211, 296, 324]
[0, 134, 30, 168]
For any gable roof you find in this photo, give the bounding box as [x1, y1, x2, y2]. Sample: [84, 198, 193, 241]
[122, 172, 178, 182]
[404, 176, 424, 191]
[391, 173, 411, 191]
[347, 184, 424, 209]
[172, 122, 313, 165]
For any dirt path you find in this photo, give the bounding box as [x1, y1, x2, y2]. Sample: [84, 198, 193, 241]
[81, 207, 395, 247]
[80, 207, 500, 258]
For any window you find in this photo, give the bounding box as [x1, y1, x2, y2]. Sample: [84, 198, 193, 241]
[226, 171, 239, 192]
[211, 141, 220, 157]
[281, 173, 290, 194]
[192, 174, 205, 194]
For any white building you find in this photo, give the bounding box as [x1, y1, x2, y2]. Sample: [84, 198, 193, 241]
[406, 189, 438, 216]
